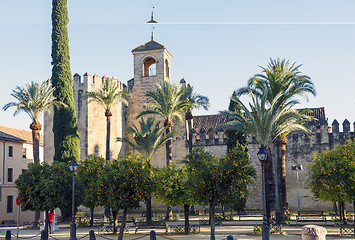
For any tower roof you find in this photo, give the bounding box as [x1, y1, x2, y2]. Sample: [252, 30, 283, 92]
[132, 40, 165, 52]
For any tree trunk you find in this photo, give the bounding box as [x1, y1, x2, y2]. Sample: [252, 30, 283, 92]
[265, 147, 273, 225]
[45, 210, 49, 236]
[164, 119, 173, 166]
[222, 205, 225, 219]
[184, 204, 190, 235]
[117, 208, 127, 240]
[209, 201, 216, 240]
[186, 112, 193, 154]
[274, 141, 281, 224]
[164, 119, 174, 220]
[112, 210, 118, 234]
[353, 200, 355, 233]
[105, 111, 112, 161]
[89, 207, 94, 227]
[30, 120, 41, 228]
[146, 197, 152, 225]
[279, 137, 288, 221]
[341, 201, 347, 225]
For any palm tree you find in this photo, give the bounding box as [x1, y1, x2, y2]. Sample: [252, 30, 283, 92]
[136, 80, 188, 220]
[117, 117, 174, 225]
[84, 77, 129, 161]
[3, 80, 64, 228]
[180, 83, 210, 154]
[236, 58, 316, 222]
[218, 89, 311, 225]
[117, 117, 174, 159]
[136, 80, 189, 166]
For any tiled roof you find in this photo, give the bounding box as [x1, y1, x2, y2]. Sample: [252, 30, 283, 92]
[0, 126, 43, 144]
[192, 107, 328, 133]
[301, 107, 328, 125]
[132, 40, 165, 52]
[193, 114, 228, 133]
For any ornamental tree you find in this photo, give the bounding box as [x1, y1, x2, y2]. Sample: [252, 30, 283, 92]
[77, 155, 105, 226]
[16, 162, 83, 234]
[308, 140, 355, 225]
[101, 155, 153, 239]
[186, 147, 255, 240]
[154, 164, 196, 234]
[51, 0, 80, 164]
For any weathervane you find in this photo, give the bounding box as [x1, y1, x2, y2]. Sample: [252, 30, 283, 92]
[146, 5, 157, 41]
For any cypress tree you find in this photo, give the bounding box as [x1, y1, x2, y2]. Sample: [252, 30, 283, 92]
[51, 0, 80, 163]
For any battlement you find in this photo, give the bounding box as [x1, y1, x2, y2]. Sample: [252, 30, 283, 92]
[73, 72, 124, 91]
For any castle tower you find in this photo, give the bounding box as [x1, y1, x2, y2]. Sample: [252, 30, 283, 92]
[126, 40, 188, 167]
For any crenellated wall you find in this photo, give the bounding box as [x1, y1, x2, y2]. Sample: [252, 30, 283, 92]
[44, 72, 126, 162]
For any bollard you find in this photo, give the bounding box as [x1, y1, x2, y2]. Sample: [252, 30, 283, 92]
[5, 230, 11, 240]
[41, 230, 48, 240]
[227, 235, 233, 240]
[150, 230, 156, 240]
[89, 230, 96, 240]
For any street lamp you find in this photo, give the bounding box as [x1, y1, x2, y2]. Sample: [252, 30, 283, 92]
[69, 158, 78, 240]
[292, 164, 303, 216]
[257, 144, 270, 240]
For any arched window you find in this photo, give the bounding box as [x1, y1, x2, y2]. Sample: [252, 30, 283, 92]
[143, 57, 157, 77]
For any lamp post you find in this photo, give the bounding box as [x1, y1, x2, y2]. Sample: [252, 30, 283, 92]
[69, 158, 78, 240]
[257, 144, 270, 240]
[292, 164, 303, 216]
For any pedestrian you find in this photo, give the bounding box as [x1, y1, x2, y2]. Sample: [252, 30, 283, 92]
[48, 211, 55, 234]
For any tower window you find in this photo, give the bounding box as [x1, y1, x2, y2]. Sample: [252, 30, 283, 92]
[143, 57, 157, 77]
[165, 59, 169, 78]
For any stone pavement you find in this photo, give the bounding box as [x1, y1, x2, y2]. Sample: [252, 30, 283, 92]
[0, 223, 354, 240]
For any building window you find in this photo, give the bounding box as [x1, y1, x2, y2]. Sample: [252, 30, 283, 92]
[8, 146, 13, 157]
[7, 196, 13, 213]
[8, 168, 13, 182]
[22, 148, 27, 158]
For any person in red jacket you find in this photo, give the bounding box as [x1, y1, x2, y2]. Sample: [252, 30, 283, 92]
[48, 211, 55, 234]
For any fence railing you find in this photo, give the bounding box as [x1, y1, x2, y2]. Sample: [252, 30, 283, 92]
[4, 230, 236, 240]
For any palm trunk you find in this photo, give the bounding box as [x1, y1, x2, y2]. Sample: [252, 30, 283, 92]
[279, 137, 288, 221]
[274, 141, 281, 224]
[30, 120, 41, 228]
[117, 208, 127, 240]
[165, 119, 173, 166]
[165, 119, 174, 220]
[184, 204, 190, 234]
[265, 147, 273, 225]
[106, 113, 111, 161]
[186, 112, 193, 154]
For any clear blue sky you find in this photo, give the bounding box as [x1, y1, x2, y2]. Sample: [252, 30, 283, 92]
[1, 0, 355, 131]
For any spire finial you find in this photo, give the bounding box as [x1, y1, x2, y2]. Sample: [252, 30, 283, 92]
[147, 5, 157, 41]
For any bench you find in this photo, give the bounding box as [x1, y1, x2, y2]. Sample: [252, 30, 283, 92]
[98, 217, 136, 234]
[296, 211, 327, 225]
[2, 220, 17, 226]
[166, 222, 200, 234]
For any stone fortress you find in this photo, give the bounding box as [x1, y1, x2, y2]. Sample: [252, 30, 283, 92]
[44, 38, 354, 212]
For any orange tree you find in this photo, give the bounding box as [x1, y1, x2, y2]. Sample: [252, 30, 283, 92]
[308, 140, 355, 225]
[77, 155, 105, 226]
[154, 163, 196, 234]
[101, 154, 153, 239]
[186, 147, 255, 240]
[16, 162, 84, 234]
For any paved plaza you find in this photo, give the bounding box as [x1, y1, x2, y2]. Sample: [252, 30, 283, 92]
[1, 223, 354, 240]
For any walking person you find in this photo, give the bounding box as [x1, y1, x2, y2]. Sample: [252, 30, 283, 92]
[48, 211, 55, 234]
